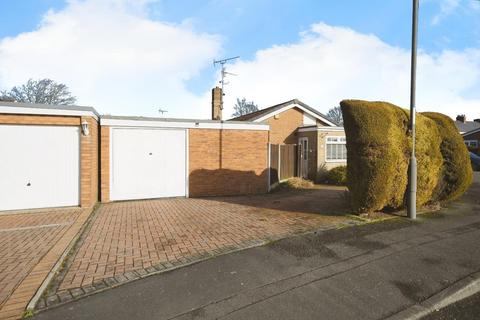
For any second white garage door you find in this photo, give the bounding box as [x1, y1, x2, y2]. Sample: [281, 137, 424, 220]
[110, 127, 187, 201]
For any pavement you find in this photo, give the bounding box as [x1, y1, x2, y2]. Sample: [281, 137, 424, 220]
[33, 173, 480, 320]
[0, 207, 92, 320]
[421, 291, 480, 320]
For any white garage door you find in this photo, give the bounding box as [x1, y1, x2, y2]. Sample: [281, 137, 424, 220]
[110, 127, 187, 201]
[0, 125, 80, 211]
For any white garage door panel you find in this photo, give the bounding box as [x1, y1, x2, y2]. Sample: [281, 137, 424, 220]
[110, 128, 187, 201]
[0, 125, 80, 211]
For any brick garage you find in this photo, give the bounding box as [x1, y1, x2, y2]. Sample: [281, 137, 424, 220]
[99, 116, 270, 202]
[0, 102, 99, 211]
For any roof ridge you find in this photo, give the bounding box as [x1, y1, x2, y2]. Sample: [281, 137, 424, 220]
[230, 98, 337, 126]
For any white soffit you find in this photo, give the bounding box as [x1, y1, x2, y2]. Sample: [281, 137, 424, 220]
[298, 126, 345, 132]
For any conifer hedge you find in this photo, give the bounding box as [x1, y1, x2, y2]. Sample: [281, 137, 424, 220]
[340, 100, 473, 212]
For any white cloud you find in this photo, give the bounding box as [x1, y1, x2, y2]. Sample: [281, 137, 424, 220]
[220, 23, 480, 120]
[431, 0, 461, 25]
[1, 3, 478, 122]
[0, 0, 221, 118]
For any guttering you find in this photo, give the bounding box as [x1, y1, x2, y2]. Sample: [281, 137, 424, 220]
[0, 103, 99, 120]
[101, 117, 270, 131]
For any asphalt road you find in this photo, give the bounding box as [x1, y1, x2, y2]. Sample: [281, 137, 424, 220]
[421, 292, 480, 320]
[34, 174, 480, 320]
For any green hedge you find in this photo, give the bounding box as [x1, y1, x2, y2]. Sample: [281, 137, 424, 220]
[326, 166, 347, 185]
[422, 112, 473, 201]
[340, 100, 472, 212]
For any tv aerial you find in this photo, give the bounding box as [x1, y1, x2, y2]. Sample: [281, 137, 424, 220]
[158, 108, 168, 117]
[213, 56, 239, 94]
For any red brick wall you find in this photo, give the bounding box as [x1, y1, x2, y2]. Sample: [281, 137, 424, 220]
[0, 114, 98, 208]
[265, 108, 303, 144]
[189, 129, 269, 197]
[80, 116, 99, 207]
[100, 126, 110, 202]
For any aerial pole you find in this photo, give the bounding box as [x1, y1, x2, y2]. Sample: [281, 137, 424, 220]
[213, 56, 239, 112]
[408, 0, 419, 219]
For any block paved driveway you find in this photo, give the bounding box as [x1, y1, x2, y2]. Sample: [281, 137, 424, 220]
[0, 208, 86, 319]
[53, 187, 352, 298]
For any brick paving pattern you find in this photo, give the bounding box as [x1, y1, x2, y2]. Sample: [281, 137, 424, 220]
[0, 208, 85, 319]
[57, 189, 349, 293]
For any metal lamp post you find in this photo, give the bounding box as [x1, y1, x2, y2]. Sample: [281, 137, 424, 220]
[408, 0, 419, 219]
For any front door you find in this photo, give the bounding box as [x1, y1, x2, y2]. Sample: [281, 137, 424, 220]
[298, 137, 309, 179]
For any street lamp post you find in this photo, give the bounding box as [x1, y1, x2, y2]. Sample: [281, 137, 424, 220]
[408, 0, 419, 219]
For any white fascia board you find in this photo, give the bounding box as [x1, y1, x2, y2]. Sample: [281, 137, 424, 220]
[0, 106, 99, 120]
[101, 118, 270, 131]
[463, 128, 480, 136]
[254, 103, 336, 127]
[317, 126, 345, 132]
[298, 126, 345, 133]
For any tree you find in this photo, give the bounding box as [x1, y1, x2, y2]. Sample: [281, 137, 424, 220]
[232, 97, 258, 117]
[1, 78, 77, 105]
[326, 106, 343, 126]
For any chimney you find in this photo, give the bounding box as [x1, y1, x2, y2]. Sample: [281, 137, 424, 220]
[456, 114, 466, 123]
[212, 86, 223, 120]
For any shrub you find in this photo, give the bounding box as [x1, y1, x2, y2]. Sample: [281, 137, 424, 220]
[413, 114, 443, 206]
[340, 100, 409, 212]
[422, 112, 473, 201]
[340, 100, 472, 212]
[326, 166, 347, 185]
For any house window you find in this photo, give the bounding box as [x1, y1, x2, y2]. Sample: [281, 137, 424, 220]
[465, 140, 479, 148]
[326, 136, 347, 161]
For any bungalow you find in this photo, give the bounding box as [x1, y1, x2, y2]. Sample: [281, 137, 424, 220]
[231, 99, 346, 181]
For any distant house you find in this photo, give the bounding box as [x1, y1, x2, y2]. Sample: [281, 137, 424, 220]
[463, 127, 480, 154]
[455, 115, 480, 134]
[454, 115, 480, 154]
[231, 99, 345, 181]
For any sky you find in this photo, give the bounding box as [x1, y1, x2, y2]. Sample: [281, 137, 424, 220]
[0, 0, 479, 120]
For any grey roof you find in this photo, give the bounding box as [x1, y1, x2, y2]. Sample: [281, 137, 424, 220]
[230, 99, 337, 126]
[455, 120, 480, 133]
[0, 100, 99, 116]
[101, 114, 264, 125]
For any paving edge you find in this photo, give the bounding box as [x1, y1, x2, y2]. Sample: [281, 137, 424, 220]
[36, 238, 273, 312]
[385, 270, 480, 320]
[34, 221, 359, 313]
[25, 205, 100, 312]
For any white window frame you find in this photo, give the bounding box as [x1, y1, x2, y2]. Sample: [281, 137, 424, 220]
[325, 136, 347, 163]
[465, 140, 478, 148]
